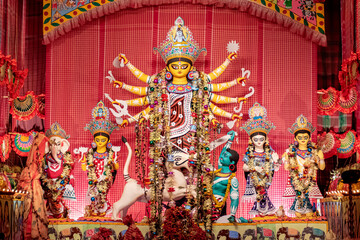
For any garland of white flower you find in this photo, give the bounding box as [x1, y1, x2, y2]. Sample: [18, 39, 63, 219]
[287, 143, 318, 194]
[86, 148, 114, 214]
[246, 139, 273, 201]
[41, 152, 73, 201]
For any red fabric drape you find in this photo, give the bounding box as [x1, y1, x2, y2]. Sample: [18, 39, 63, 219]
[0, 0, 45, 134]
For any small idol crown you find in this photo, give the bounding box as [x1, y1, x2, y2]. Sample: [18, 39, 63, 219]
[84, 101, 118, 136]
[153, 16, 206, 64]
[241, 102, 275, 136]
[45, 122, 69, 139]
[288, 114, 315, 134]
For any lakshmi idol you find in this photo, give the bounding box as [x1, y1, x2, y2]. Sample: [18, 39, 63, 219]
[241, 103, 281, 216]
[283, 115, 325, 217]
[41, 122, 75, 218]
[82, 100, 119, 217]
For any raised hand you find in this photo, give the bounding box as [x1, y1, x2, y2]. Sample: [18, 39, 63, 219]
[118, 53, 129, 65]
[227, 52, 237, 62]
[231, 114, 242, 121]
[236, 77, 246, 84]
[211, 119, 220, 128]
[112, 80, 123, 88]
[120, 119, 129, 128]
[237, 97, 247, 103]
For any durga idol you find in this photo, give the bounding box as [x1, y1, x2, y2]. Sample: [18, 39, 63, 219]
[107, 16, 248, 154]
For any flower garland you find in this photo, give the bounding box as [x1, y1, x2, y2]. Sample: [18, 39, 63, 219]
[85, 148, 115, 216]
[211, 169, 235, 209]
[41, 152, 74, 201]
[148, 70, 171, 237]
[146, 68, 212, 237]
[246, 139, 273, 201]
[287, 143, 318, 195]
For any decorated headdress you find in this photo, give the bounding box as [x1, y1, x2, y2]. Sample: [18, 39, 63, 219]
[84, 101, 118, 136]
[241, 102, 275, 136]
[288, 114, 315, 135]
[45, 122, 69, 139]
[153, 17, 206, 64]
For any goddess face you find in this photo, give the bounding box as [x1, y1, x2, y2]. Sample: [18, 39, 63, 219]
[295, 133, 310, 146]
[167, 60, 192, 79]
[94, 135, 109, 149]
[251, 134, 266, 148]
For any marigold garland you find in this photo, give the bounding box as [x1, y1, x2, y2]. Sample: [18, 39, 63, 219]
[211, 169, 235, 209]
[287, 143, 318, 194]
[85, 148, 115, 215]
[41, 152, 74, 201]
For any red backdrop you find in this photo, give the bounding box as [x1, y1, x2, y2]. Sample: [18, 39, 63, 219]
[46, 4, 317, 220]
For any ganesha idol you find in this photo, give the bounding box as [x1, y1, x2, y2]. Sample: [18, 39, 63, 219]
[41, 122, 75, 219]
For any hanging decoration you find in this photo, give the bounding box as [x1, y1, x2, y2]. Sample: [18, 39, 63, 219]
[317, 131, 340, 159]
[11, 131, 37, 157]
[317, 87, 358, 115]
[37, 94, 45, 119]
[337, 130, 356, 158]
[338, 51, 360, 88]
[42, 0, 326, 46]
[9, 91, 46, 121]
[337, 86, 358, 113]
[0, 51, 27, 98]
[317, 87, 339, 115]
[10, 91, 38, 120]
[0, 134, 12, 162]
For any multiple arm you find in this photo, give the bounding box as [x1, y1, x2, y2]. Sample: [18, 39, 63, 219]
[119, 54, 151, 84]
[207, 53, 237, 81]
[210, 93, 246, 104]
[111, 52, 245, 127]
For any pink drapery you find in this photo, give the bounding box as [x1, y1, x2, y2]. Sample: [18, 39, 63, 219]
[46, 4, 317, 220]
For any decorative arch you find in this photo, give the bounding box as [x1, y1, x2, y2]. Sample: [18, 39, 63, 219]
[43, 0, 326, 45]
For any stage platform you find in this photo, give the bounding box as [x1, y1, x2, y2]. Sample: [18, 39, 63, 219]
[48, 219, 328, 239]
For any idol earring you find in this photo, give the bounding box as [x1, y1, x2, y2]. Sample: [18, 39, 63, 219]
[91, 142, 97, 149]
[229, 164, 236, 172]
[187, 71, 194, 80]
[107, 142, 113, 149]
[165, 71, 173, 81]
[294, 141, 299, 147]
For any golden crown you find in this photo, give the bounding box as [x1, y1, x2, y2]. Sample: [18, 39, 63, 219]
[153, 17, 206, 64]
[45, 122, 69, 139]
[84, 101, 118, 136]
[241, 102, 275, 136]
[288, 115, 315, 134]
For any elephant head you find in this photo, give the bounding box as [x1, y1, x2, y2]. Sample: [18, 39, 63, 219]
[45, 122, 70, 163]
